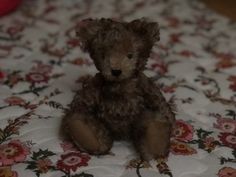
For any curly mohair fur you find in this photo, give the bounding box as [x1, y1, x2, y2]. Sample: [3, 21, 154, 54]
[62, 18, 175, 161]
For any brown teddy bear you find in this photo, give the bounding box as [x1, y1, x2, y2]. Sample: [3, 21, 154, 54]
[62, 18, 175, 161]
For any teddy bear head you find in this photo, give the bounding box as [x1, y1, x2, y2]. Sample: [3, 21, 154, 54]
[76, 18, 159, 81]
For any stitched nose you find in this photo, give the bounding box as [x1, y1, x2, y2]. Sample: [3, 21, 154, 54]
[111, 69, 122, 77]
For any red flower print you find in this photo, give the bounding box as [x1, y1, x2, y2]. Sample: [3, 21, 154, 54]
[67, 39, 80, 48]
[169, 33, 181, 43]
[0, 166, 18, 177]
[173, 120, 194, 142]
[0, 140, 30, 166]
[196, 16, 214, 29]
[227, 76, 236, 92]
[215, 53, 236, 69]
[150, 63, 168, 75]
[6, 25, 24, 36]
[228, 76, 236, 83]
[166, 16, 180, 28]
[215, 52, 235, 61]
[203, 137, 217, 152]
[26, 72, 49, 84]
[214, 52, 236, 69]
[0, 71, 5, 81]
[170, 141, 197, 155]
[70, 58, 92, 66]
[31, 63, 52, 74]
[36, 158, 52, 173]
[149, 52, 169, 75]
[218, 167, 236, 177]
[214, 117, 236, 133]
[178, 50, 195, 58]
[4, 96, 26, 106]
[229, 82, 236, 92]
[157, 44, 169, 52]
[56, 152, 90, 172]
[219, 133, 236, 149]
[162, 85, 176, 93]
[60, 141, 77, 152]
[216, 59, 236, 69]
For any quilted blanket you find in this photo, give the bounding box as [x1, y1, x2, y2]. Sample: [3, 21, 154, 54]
[0, 0, 236, 177]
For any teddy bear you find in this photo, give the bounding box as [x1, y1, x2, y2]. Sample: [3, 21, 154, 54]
[62, 18, 175, 161]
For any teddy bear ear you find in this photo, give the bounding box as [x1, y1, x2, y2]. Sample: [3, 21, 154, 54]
[76, 18, 102, 51]
[128, 19, 160, 44]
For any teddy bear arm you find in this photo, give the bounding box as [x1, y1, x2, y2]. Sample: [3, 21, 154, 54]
[63, 87, 113, 154]
[149, 89, 175, 125]
[69, 76, 101, 114]
[140, 74, 175, 125]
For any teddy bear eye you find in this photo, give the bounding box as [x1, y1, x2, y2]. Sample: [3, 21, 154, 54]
[127, 53, 133, 59]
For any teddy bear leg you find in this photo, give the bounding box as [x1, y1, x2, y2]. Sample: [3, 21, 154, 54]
[132, 111, 172, 161]
[64, 113, 113, 155]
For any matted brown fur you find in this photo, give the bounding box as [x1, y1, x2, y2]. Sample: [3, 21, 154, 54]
[62, 18, 175, 160]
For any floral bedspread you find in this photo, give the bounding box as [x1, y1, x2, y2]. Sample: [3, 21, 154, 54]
[0, 0, 236, 177]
